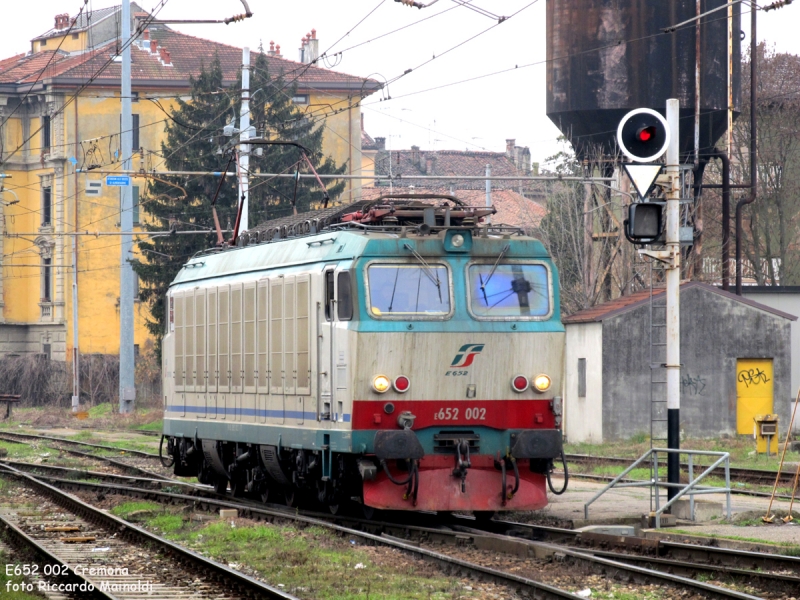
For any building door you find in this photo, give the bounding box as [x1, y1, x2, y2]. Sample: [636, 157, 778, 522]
[736, 358, 774, 434]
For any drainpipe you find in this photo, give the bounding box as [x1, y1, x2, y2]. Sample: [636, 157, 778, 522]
[708, 149, 731, 291]
[735, 5, 757, 295]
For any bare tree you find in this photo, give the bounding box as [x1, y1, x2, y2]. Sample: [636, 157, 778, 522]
[534, 140, 643, 316]
[732, 44, 800, 285]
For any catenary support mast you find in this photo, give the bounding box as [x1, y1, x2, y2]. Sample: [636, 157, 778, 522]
[119, 0, 135, 413]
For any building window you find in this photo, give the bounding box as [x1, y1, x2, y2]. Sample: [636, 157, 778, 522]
[42, 257, 52, 302]
[40, 39, 47, 47]
[72, 33, 79, 40]
[131, 91, 139, 102]
[132, 113, 140, 150]
[292, 94, 309, 105]
[120, 114, 140, 152]
[42, 186, 52, 226]
[42, 115, 51, 150]
[42, 344, 51, 360]
[577, 358, 586, 398]
[133, 185, 139, 225]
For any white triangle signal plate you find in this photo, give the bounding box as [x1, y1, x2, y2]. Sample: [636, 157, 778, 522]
[623, 164, 662, 200]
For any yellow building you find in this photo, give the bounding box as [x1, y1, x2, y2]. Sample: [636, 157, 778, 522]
[0, 5, 378, 361]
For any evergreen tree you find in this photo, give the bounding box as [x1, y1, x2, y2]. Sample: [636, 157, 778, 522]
[133, 52, 347, 351]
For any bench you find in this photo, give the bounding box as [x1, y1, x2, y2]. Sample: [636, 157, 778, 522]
[0, 394, 21, 419]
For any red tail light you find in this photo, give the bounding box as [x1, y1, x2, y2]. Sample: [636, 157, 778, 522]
[511, 375, 529, 393]
[393, 375, 410, 393]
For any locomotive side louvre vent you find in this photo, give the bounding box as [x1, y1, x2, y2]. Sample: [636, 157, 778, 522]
[433, 431, 480, 453]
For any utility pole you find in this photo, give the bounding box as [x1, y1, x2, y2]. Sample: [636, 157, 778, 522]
[72, 242, 79, 412]
[665, 98, 681, 501]
[485, 164, 491, 223]
[238, 47, 251, 232]
[119, 0, 135, 414]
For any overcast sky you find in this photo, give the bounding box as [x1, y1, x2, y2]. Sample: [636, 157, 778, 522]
[1, 0, 799, 164]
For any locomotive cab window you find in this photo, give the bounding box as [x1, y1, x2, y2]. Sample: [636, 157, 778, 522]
[337, 272, 353, 321]
[467, 262, 551, 319]
[367, 263, 451, 318]
[325, 270, 335, 321]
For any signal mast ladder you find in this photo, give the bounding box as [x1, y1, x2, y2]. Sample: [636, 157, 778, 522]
[583, 448, 732, 528]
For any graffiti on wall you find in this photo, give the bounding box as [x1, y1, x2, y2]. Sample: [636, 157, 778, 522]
[681, 373, 707, 396]
[737, 368, 770, 388]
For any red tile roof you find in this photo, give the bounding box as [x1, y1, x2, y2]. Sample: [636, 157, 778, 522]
[374, 149, 527, 190]
[563, 281, 797, 324]
[1, 29, 379, 94]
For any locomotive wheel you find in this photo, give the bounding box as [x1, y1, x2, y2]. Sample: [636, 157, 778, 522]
[284, 489, 298, 508]
[473, 511, 495, 523]
[328, 503, 340, 515]
[214, 477, 228, 494]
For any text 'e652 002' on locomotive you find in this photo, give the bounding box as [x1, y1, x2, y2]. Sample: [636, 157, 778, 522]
[161, 194, 567, 517]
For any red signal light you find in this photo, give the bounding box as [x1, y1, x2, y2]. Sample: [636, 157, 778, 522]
[637, 126, 656, 142]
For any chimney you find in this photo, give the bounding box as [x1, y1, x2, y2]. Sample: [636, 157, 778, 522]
[425, 154, 436, 175]
[411, 145, 420, 167]
[506, 138, 515, 158]
[268, 41, 276, 56]
[150, 40, 159, 55]
[275, 44, 282, 58]
[299, 36, 307, 63]
[515, 146, 531, 175]
[374, 137, 386, 150]
[306, 29, 319, 64]
[54, 14, 69, 30]
[141, 29, 150, 49]
[159, 47, 171, 66]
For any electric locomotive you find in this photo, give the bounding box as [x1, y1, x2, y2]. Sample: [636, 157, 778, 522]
[162, 194, 567, 515]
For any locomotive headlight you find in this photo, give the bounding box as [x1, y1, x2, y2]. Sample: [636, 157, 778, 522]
[532, 374, 552, 393]
[372, 375, 391, 394]
[451, 234, 465, 248]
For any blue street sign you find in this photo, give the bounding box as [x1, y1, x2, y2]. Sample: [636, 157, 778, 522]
[106, 175, 131, 186]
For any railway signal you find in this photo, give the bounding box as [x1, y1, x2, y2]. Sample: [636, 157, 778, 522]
[625, 202, 662, 243]
[617, 108, 670, 163]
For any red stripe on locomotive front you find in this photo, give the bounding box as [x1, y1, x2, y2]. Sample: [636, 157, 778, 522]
[352, 399, 555, 430]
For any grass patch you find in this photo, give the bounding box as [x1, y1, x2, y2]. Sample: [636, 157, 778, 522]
[150, 517, 475, 599]
[110, 501, 163, 519]
[669, 528, 800, 548]
[87, 403, 113, 418]
[135, 420, 163, 432]
[0, 551, 42, 600]
[0, 440, 41, 460]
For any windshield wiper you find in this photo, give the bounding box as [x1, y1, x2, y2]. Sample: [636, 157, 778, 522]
[479, 244, 509, 304]
[403, 243, 441, 291]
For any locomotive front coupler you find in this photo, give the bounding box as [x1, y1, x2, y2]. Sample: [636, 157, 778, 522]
[452, 439, 471, 493]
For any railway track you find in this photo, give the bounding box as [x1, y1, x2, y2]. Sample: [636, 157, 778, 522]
[565, 453, 797, 487]
[0, 463, 299, 599]
[0, 465, 587, 599]
[0, 430, 159, 459]
[0, 432, 172, 481]
[3, 463, 786, 599]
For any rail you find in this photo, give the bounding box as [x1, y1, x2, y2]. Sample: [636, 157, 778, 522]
[584, 448, 732, 528]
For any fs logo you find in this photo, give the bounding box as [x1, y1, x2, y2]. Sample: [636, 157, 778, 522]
[450, 344, 485, 368]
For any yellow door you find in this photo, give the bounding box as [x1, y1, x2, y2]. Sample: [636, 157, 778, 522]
[736, 358, 774, 434]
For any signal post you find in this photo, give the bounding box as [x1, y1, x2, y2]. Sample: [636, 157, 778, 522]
[618, 100, 681, 502]
[664, 99, 681, 502]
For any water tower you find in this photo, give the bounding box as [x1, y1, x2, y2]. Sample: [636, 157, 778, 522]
[546, 0, 741, 159]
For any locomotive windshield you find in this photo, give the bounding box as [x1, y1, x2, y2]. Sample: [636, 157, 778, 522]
[468, 263, 550, 318]
[367, 264, 451, 317]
